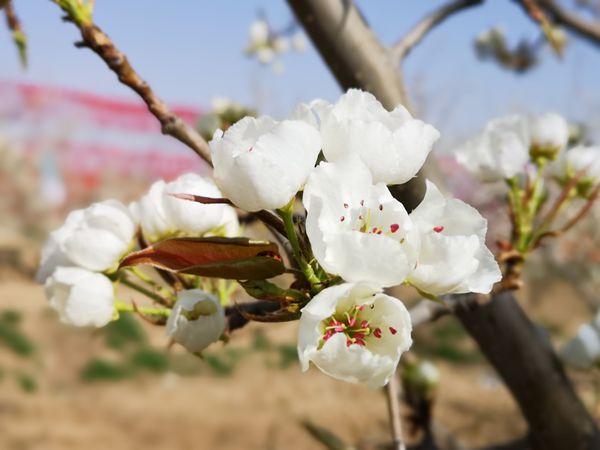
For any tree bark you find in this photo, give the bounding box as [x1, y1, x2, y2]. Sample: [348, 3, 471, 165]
[287, 0, 426, 209]
[455, 291, 600, 450]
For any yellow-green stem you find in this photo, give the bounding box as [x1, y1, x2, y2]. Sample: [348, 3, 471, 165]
[114, 300, 171, 317]
[120, 277, 173, 307]
[278, 200, 321, 290]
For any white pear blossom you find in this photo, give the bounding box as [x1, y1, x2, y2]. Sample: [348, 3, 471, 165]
[45, 267, 115, 327]
[553, 146, 600, 185]
[291, 32, 307, 52]
[38, 200, 136, 277]
[561, 322, 600, 370]
[130, 173, 239, 241]
[407, 181, 502, 295]
[36, 209, 84, 283]
[272, 36, 290, 54]
[166, 289, 225, 354]
[210, 115, 322, 211]
[455, 115, 531, 182]
[298, 282, 412, 388]
[256, 47, 275, 65]
[529, 113, 569, 158]
[303, 157, 420, 287]
[297, 89, 439, 185]
[248, 19, 269, 48]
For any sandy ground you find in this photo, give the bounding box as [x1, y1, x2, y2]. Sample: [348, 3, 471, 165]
[0, 274, 598, 450]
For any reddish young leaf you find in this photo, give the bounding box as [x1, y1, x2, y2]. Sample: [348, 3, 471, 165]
[120, 237, 285, 280]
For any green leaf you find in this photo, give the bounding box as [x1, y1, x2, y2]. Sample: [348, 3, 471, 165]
[120, 237, 286, 280]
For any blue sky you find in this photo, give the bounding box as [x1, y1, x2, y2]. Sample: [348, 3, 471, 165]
[1, 1, 599, 148]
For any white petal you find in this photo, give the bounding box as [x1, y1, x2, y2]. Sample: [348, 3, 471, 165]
[319, 89, 439, 184]
[211, 116, 322, 211]
[45, 267, 115, 327]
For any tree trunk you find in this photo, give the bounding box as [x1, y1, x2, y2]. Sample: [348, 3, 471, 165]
[287, 0, 426, 210]
[455, 292, 600, 450]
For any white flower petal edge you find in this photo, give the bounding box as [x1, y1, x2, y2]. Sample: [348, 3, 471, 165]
[553, 146, 600, 183]
[62, 199, 136, 272]
[45, 267, 115, 327]
[408, 180, 502, 295]
[130, 173, 238, 241]
[298, 89, 439, 185]
[166, 289, 225, 354]
[36, 210, 84, 283]
[529, 112, 569, 155]
[298, 282, 412, 388]
[455, 115, 530, 182]
[210, 116, 322, 212]
[303, 157, 420, 288]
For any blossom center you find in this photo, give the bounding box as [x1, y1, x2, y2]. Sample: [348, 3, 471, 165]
[338, 200, 402, 238]
[319, 304, 394, 348]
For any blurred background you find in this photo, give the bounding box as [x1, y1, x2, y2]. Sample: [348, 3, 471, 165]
[0, 1, 599, 449]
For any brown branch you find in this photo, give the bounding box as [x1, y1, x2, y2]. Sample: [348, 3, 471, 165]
[4, 0, 27, 68]
[386, 372, 407, 450]
[537, 0, 600, 46]
[287, 0, 410, 110]
[391, 0, 484, 63]
[56, 9, 213, 165]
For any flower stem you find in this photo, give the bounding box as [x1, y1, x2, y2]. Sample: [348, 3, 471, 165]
[385, 371, 406, 450]
[120, 276, 174, 307]
[114, 300, 171, 317]
[278, 199, 322, 291]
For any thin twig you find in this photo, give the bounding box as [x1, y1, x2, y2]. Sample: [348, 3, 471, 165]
[537, 0, 600, 47]
[385, 372, 406, 450]
[168, 192, 287, 237]
[54, 4, 213, 165]
[391, 0, 484, 63]
[3, 0, 27, 68]
[533, 182, 600, 247]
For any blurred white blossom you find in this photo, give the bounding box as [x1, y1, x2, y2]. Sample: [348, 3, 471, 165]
[529, 112, 569, 159]
[561, 314, 600, 370]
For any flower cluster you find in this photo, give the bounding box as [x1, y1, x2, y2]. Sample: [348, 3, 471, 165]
[245, 18, 306, 74]
[38, 173, 237, 347]
[39, 89, 502, 388]
[209, 89, 501, 386]
[454, 112, 599, 263]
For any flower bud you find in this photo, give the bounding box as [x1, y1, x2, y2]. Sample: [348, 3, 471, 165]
[37, 200, 136, 279]
[552, 146, 600, 197]
[166, 289, 225, 354]
[529, 113, 569, 161]
[455, 115, 530, 182]
[44, 267, 115, 327]
[130, 173, 239, 241]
